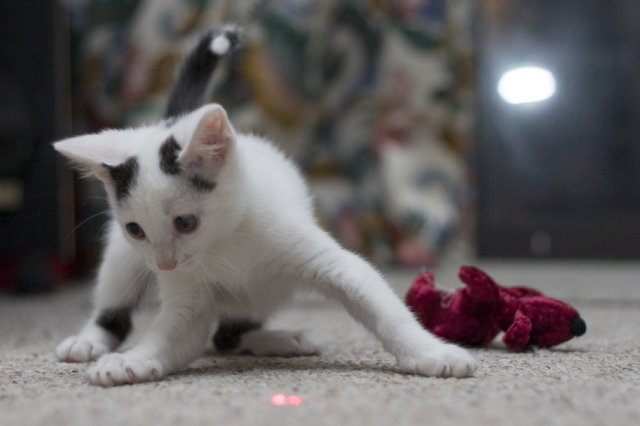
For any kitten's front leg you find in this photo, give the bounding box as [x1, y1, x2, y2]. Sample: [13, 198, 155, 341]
[88, 272, 214, 386]
[56, 227, 148, 363]
[297, 234, 477, 378]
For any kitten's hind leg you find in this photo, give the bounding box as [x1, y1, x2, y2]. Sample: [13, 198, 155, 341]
[213, 319, 261, 353]
[56, 226, 149, 363]
[213, 319, 319, 357]
[294, 231, 477, 378]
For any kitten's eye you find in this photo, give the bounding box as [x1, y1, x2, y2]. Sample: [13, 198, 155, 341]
[174, 215, 198, 234]
[125, 222, 146, 240]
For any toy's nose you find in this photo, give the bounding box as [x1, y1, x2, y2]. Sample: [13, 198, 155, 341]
[570, 316, 586, 336]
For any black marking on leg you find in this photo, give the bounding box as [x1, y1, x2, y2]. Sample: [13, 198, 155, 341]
[159, 136, 182, 175]
[96, 307, 133, 343]
[189, 175, 216, 192]
[103, 157, 139, 201]
[213, 320, 261, 353]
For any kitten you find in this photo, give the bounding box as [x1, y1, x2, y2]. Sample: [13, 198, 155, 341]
[54, 25, 477, 386]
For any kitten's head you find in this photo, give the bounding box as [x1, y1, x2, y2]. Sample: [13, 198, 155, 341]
[55, 104, 246, 272]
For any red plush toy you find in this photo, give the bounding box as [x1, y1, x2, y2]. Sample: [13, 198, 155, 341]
[405, 266, 586, 350]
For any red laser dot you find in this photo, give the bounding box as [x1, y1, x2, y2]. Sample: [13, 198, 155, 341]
[271, 393, 305, 406]
[271, 393, 287, 406]
[287, 395, 304, 406]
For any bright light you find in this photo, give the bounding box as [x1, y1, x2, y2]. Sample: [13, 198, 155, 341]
[271, 393, 304, 406]
[497, 66, 556, 104]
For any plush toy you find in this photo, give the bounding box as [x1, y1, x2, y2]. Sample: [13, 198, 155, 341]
[405, 266, 586, 350]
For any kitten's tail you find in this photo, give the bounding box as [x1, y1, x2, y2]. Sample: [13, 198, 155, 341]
[164, 24, 241, 119]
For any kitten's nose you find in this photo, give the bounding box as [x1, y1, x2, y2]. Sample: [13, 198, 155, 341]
[157, 261, 177, 271]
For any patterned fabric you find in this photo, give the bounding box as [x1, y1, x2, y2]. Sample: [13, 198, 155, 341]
[68, 0, 474, 266]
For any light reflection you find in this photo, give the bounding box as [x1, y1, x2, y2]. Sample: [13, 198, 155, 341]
[497, 66, 556, 104]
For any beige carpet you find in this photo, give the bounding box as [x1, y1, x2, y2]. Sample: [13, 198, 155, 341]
[1, 261, 640, 426]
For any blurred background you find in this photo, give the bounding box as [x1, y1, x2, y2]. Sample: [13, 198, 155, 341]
[1, 0, 639, 293]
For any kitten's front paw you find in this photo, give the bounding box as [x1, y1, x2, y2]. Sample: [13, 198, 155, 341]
[56, 336, 109, 363]
[88, 353, 164, 386]
[398, 343, 478, 378]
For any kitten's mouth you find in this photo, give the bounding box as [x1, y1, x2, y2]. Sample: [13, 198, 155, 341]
[157, 261, 177, 271]
[149, 259, 178, 272]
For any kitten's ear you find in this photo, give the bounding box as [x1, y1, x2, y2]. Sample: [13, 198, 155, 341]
[178, 106, 235, 182]
[54, 130, 138, 181]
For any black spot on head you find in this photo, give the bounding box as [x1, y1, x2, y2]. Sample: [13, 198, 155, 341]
[213, 319, 261, 353]
[96, 307, 133, 343]
[159, 136, 182, 175]
[189, 175, 216, 192]
[104, 157, 139, 201]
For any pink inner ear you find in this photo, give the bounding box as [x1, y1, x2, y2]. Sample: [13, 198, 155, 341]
[179, 108, 234, 179]
[198, 111, 231, 166]
[197, 110, 228, 147]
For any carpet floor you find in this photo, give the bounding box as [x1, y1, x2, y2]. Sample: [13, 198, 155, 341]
[1, 260, 639, 426]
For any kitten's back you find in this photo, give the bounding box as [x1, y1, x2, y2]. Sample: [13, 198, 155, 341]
[237, 133, 314, 222]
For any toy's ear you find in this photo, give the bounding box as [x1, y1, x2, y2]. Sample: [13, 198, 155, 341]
[458, 266, 500, 302]
[416, 271, 436, 288]
[503, 310, 532, 350]
[54, 129, 141, 183]
[405, 271, 441, 318]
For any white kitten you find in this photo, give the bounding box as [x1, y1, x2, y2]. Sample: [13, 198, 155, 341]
[54, 26, 477, 386]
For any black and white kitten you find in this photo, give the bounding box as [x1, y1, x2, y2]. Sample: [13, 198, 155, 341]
[54, 25, 477, 386]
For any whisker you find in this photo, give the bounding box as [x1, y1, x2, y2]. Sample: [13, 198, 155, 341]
[64, 209, 111, 242]
[121, 266, 151, 303]
[203, 261, 253, 313]
[195, 266, 217, 307]
[197, 261, 247, 312]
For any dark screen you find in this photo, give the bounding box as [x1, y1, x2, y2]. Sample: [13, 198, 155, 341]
[476, 0, 640, 258]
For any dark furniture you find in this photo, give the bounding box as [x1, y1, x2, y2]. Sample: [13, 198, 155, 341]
[0, 1, 74, 291]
